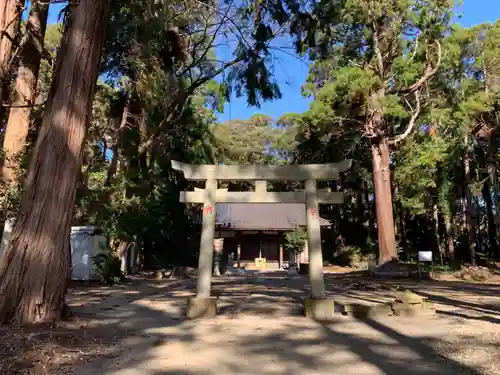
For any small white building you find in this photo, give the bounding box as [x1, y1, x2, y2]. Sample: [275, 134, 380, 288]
[0, 220, 108, 280]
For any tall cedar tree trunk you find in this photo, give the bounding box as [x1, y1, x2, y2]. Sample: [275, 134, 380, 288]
[487, 134, 499, 257]
[1, 0, 49, 182]
[0, 0, 109, 325]
[371, 136, 398, 265]
[444, 215, 455, 265]
[482, 180, 498, 257]
[463, 135, 476, 266]
[106, 97, 130, 185]
[0, 0, 24, 113]
[433, 203, 444, 265]
[393, 185, 398, 238]
[365, 188, 376, 242]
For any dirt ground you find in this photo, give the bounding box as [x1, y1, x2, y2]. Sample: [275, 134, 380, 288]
[1, 271, 499, 375]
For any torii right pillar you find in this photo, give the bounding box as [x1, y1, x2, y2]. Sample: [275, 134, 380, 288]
[305, 179, 325, 298]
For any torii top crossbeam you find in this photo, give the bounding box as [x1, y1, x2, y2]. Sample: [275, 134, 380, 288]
[171, 160, 352, 181]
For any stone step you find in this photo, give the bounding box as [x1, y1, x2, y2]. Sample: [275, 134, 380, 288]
[339, 302, 393, 318]
[391, 301, 436, 317]
[395, 291, 427, 304]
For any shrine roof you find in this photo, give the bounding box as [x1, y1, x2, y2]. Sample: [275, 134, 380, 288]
[193, 203, 330, 230]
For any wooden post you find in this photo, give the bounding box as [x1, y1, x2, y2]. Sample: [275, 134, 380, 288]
[213, 238, 224, 276]
[305, 179, 325, 298]
[197, 178, 217, 297]
[279, 243, 284, 269]
[255, 180, 267, 193]
[237, 242, 241, 268]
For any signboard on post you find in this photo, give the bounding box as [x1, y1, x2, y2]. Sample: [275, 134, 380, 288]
[417, 251, 433, 279]
[418, 251, 433, 262]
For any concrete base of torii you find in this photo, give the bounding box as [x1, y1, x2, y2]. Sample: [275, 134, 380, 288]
[186, 297, 218, 319]
[304, 298, 336, 321]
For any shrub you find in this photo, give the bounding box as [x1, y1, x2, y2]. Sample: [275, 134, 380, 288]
[285, 228, 307, 254]
[331, 245, 363, 267]
[93, 253, 125, 284]
[454, 266, 491, 282]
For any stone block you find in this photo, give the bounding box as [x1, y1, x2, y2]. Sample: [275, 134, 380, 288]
[395, 291, 425, 304]
[287, 267, 299, 278]
[342, 303, 393, 318]
[420, 300, 436, 314]
[186, 297, 218, 319]
[391, 302, 420, 317]
[304, 298, 335, 321]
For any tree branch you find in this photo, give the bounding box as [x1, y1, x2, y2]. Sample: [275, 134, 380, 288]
[0, 3, 25, 42]
[371, 20, 384, 77]
[389, 90, 421, 145]
[2, 101, 46, 108]
[186, 57, 242, 94]
[178, 0, 233, 79]
[401, 40, 442, 94]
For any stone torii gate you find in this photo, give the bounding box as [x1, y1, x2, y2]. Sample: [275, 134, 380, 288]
[172, 160, 352, 319]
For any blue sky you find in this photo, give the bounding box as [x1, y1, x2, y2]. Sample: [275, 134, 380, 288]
[45, 0, 500, 122]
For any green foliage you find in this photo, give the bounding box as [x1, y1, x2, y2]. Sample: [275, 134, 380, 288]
[285, 228, 307, 254]
[330, 245, 364, 268]
[210, 115, 283, 164]
[92, 253, 124, 285]
[5, 0, 500, 277]
[394, 135, 450, 216]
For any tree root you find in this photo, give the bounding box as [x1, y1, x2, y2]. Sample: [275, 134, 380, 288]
[61, 302, 73, 321]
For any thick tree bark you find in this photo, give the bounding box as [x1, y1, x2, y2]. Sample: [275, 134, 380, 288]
[393, 185, 399, 238]
[0, 0, 24, 113]
[486, 134, 499, 257]
[433, 203, 444, 265]
[117, 240, 132, 273]
[106, 97, 130, 185]
[0, 0, 109, 325]
[482, 179, 498, 257]
[444, 215, 455, 265]
[1, 0, 49, 182]
[463, 135, 476, 266]
[371, 136, 397, 265]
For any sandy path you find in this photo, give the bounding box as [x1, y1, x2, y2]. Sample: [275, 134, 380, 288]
[69, 273, 500, 375]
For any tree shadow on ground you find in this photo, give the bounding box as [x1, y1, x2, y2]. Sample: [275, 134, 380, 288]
[436, 309, 500, 324]
[73, 275, 496, 375]
[2, 273, 498, 374]
[322, 272, 500, 315]
[416, 290, 500, 315]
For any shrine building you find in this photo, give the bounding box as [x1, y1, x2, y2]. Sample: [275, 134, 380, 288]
[193, 203, 331, 270]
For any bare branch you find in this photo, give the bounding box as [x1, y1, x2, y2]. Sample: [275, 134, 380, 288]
[402, 40, 442, 94]
[190, 0, 253, 49]
[409, 34, 419, 62]
[390, 90, 421, 145]
[178, 0, 233, 79]
[2, 101, 46, 108]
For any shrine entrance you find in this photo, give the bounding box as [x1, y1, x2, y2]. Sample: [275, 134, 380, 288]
[172, 160, 352, 319]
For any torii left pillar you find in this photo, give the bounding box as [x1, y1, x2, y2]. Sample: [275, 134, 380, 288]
[186, 177, 218, 319]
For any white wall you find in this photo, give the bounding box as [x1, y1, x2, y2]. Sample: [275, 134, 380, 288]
[0, 222, 108, 280]
[70, 227, 108, 280]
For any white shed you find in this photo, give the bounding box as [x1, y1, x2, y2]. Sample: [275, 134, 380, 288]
[0, 221, 108, 281]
